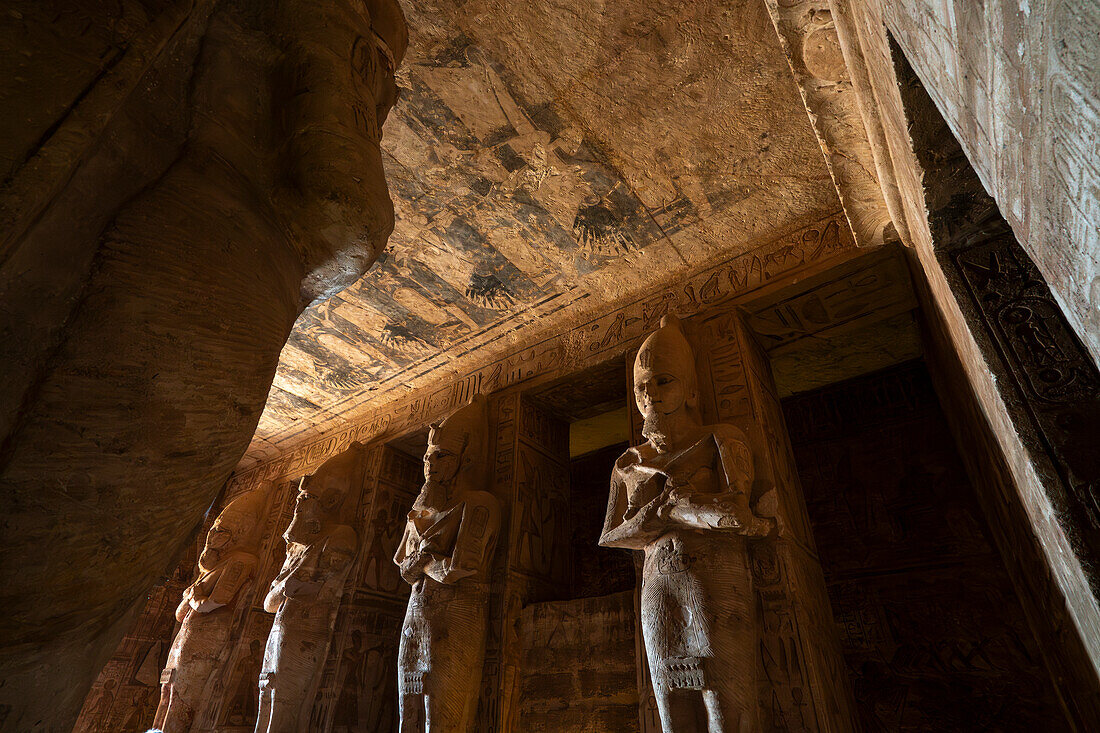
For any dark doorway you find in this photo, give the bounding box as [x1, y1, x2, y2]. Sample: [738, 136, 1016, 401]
[782, 360, 1068, 731]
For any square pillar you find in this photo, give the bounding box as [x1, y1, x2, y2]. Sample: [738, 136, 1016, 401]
[691, 308, 857, 731]
[479, 394, 572, 732]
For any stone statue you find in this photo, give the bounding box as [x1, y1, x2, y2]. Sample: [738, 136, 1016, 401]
[0, 2, 407, 727]
[152, 482, 272, 726]
[255, 444, 365, 733]
[600, 315, 773, 732]
[153, 482, 273, 733]
[394, 395, 501, 732]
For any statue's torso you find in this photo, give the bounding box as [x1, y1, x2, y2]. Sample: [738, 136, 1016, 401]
[615, 432, 755, 689]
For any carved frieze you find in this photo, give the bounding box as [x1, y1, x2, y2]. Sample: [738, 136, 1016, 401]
[950, 236, 1100, 576]
[232, 214, 858, 490]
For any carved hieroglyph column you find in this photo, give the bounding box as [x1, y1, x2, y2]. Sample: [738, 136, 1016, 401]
[693, 309, 857, 731]
[478, 393, 572, 732]
[762, 0, 899, 249]
[0, 3, 407, 730]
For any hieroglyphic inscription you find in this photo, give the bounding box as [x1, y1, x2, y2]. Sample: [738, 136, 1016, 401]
[747, 246, 915, 353]
[695, 309, 855, 731]
[950, 236, 1100, 583]
[232, 215, 856, 493]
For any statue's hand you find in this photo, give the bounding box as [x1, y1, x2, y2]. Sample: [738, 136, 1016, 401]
[283, 576, 321, 598]
[399, 552, 428, 582]
[714, 499, 775, 537]
[191, 597, 226, 613]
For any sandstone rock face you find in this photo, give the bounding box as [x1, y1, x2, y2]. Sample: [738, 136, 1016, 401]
[0, 2, 406, 730]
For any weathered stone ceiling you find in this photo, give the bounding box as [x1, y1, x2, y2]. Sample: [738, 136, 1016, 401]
[244, 0, 845, 467]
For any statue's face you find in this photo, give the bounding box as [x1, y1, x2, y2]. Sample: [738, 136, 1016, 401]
[286, 466, 349, 543]
[423, 443, 461, 484]
[200, 515, 237, 567]
[286, 488, 325, 543]
[634, 365, 688, 420]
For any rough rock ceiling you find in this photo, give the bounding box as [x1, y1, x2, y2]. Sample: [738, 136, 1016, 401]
[244, 0, 844, 467]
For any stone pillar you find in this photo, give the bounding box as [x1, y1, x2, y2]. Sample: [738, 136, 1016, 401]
[480, 394, 572, 732]
[316, 444, 420, 733]
[690, 308, 857, 731]
[0, 3, 407, 730]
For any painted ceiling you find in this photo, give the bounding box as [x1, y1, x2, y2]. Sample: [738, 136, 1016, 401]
[243, 0, 847, 468]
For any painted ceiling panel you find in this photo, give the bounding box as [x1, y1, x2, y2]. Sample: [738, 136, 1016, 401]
[244, 0, 845, 466]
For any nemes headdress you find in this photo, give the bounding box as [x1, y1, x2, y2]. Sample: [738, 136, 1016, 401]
[212, 481, 274, 552]
[634, 314, 698, 392]
[428, 394, 487, 454]
[427, 394, 488, 492]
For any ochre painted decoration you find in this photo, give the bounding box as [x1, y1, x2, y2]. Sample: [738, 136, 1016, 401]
[255, 445, 367, 732]
[394, 395, 501, 731]
[153, 483, 274, 733]
[601, 315, 773, 731]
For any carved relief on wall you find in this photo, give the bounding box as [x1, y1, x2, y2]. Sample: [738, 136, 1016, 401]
[255, 444, 367, 732]
[950, 237, 1100, 573]
[73, 549, 195, 733]
[394, 395, 501, 731]
[783, 361, 1069, 730]
[600, 316, 773, 731]
[152, 483, 273, 732]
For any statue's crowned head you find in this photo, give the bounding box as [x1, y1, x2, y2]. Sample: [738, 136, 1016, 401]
[633, 315, 700, 444]
[421, 394, 487, 504]
[286, 444, 365, 544]
[199, 482, 273, 572]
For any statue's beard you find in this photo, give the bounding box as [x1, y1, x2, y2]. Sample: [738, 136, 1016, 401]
[285, 513, 323, 544]
[642, 411, 671, 445]
[416, 479, 451, 510]
[198, 548, 222, 572]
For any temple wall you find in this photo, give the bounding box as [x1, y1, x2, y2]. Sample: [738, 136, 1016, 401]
[821, 1, 1100, 724]
[881, 0, 1100, 368]
[518, 592, 640, 733]
[75, 312, 1075, 732]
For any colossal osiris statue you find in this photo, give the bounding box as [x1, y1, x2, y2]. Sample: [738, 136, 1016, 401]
[600, 315, 773, 732]
[255, 444, 365, 733]
[394, 395, 500, 732]
[153, 482, 272, 733]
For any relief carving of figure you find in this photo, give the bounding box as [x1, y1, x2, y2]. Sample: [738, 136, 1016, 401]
[394, 395, 501, 732]
[600, 316, 773, 732]
[255, 444, 365, 733]
[153, 482, 273, 733]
